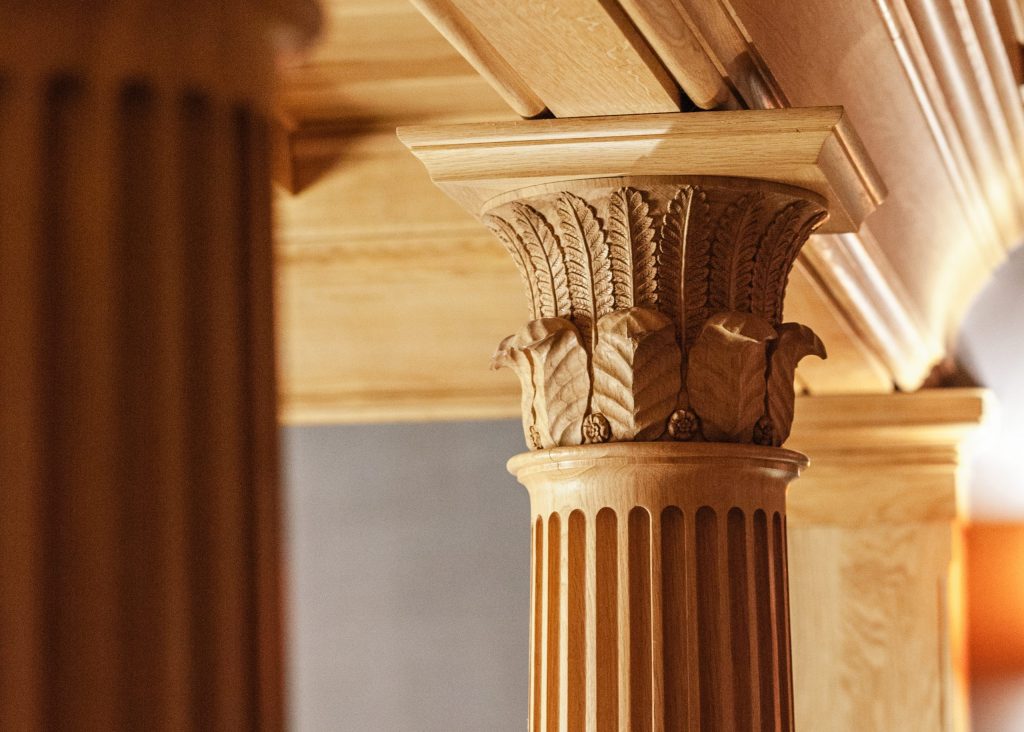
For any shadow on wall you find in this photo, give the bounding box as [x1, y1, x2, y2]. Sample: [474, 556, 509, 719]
[283, 420, 529, 732]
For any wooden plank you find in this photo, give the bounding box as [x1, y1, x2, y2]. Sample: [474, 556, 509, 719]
[408, 0, 547, 118]
[615, 0, 735, 109]
[275, 130, 522, 424]
[437, 0, 682, 117]
[278, 0, 516, 125]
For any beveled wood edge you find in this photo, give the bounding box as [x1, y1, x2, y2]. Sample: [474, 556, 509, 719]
[788, 388, 991, 452]
[397, 107, 885, 234]
[409, 0, 548, 118]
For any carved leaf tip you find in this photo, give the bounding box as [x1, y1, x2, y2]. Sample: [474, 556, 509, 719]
[492, 317, 590, 449]
[765, 322, 827, 446]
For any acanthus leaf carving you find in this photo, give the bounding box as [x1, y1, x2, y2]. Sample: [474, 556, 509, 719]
[678, 187, 713, 350]
[765, 322, 827, 446]
[592, 307, 681, 442]
[486, 179, 828, 449]
[512, 202, 572, 319]
[607, 187, 657, 310]
[556, 192, 613, 354]
[686, 311, 777, 443]
[492, 317, 590, 449]
[487, 215, 540, 320]
[708, 192, 765, 314]
[750, 201, 809, 324]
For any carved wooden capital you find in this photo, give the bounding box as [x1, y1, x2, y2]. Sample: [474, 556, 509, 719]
[399, 108, 884, 449]
[486, 177, 828, 449]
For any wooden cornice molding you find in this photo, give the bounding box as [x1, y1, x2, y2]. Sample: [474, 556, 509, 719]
[400, 108, 885, 449]
[787, 388, 990, 525]
[398, 107, 885, 235]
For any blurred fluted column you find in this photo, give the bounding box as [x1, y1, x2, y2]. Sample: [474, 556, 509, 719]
[400, 109, 884, 730]
[787, 389, 988, 732]
[0, 2, 317, 730]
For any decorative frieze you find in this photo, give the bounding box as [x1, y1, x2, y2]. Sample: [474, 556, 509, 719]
[486, 178, 828, 449]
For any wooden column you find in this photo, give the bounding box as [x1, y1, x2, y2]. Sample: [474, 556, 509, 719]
[514, 444, 803, 731]
[786, 389, 988, 732]
[401, 108, 883, 730]
[0, 3, 316, 730]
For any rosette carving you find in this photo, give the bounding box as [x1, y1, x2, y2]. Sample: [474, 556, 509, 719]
[487, 178, 829, 449]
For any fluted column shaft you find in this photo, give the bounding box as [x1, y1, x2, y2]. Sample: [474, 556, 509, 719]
[0, 3, 314, 730]
[512, 444, 805, 732]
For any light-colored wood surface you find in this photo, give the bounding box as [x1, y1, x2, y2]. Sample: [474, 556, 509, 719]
[483, 178, 829, 450]
[274, 0, 1022, 419]
[510, 442, 806, 731]
[275, 130, 892, 425]
[398, 107, 885, 235]
[278, 0, 516, 126]
[418, 0, 682, 117]
[615, 0, 736, 110]
[407, 0, 547, 118]
[0, 2, 310, 729]
[786, 389, 988, 732]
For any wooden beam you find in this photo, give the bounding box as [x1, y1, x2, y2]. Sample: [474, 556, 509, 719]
[414, 0, 682, 117]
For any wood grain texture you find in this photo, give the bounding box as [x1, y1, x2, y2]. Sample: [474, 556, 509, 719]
[615, 0, 735, 109]
[408, 0, 547, 118]
[278, 0, 517, 126]
[398, 107, 884, 235]
[483, 178, 829, 449]
[509, 443, 806, 732]
[785, 390, 987, 732]
[276, 129, 892, 424]
[433, 0, 681, 117]
[0, 2, 307, 729]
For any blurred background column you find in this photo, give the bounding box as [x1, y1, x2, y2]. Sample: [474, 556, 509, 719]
[0, 2, 317, 729]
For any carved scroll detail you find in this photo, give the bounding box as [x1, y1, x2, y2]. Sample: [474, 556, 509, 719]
[486, 179, 828, 449]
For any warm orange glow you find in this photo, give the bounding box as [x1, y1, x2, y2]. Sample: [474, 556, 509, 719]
[967, 523, 1024, 678]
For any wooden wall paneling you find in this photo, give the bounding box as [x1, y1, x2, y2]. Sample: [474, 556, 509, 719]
[786, 390, 988, 732]
[278, 0, 516, 126]
[420, 0, 683, 117]
[275, 128, 522, 424]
